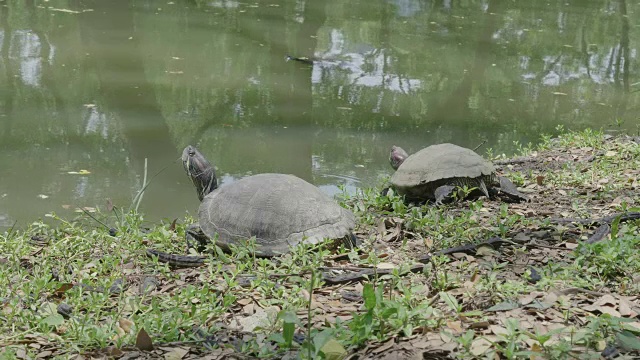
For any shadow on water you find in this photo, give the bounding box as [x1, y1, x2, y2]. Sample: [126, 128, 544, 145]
[75, 0, 192, 216]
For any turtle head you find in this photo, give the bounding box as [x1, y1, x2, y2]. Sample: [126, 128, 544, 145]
[182, 145, 218, 201]
[389, 145, 409, 170]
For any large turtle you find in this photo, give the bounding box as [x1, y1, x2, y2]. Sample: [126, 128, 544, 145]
[389, 143, 527, 204]
[180, 145, 357, 257]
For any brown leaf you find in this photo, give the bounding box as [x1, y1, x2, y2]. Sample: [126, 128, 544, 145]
[106, 198, 114, 212]
[236, 298, 252, 306]
[583, 304, 621, 317]
[563, 242, 579, 249]
[136, 328, 154, 351]
[377, 219, 386, 240]
[619, 298, 634, 317]
[162, 347, 189, 360]
[536, 175, 545, 186]
[105, 346, 124, 357]
[470, 338, 491, 356]
[423, 236, 433, 248]
[35, 351, 52, 358]
[376, 262, 396, 270]
[52, 284, 74, 298]
[371, 339, 395, 354]
[119, 318, 134, 333]
[490, 325, 508, 336]
[529, 343, 543, 354]
[446, 321, 463, 334]
[168, 219, 178, 232]
[468, 321, 490, 329]
[594, 294, 617, 307]
[542, 292, 558, 305]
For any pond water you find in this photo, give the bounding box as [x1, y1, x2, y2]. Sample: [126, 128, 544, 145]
[1, 0, 639, 230]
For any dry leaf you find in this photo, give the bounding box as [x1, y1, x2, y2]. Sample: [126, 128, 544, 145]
[446, 321, 463, 334]
[619, 298, 634, 317]
[470, 338, 491, 356]
[136, 328, 154, 351]
[371, 339, 395, 354]
[594, 294, 617, 307]
[106, 198, 114, 212]
[119, 318, 134, 333]
[163, 347, 189, 360]
[376, 262, 396, 270]
[490, 325, 509, 336]
[169, 219, 178, 232]
[52, 284, 74, 297]
[237, 298, 252, 306]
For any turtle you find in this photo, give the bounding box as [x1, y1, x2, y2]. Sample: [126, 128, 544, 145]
[180, 145, 357, 257]
[388, 143, 527, 205]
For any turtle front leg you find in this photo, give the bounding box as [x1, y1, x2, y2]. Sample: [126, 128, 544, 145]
[186, 223, 210, 253]
[434, 185, 456, 205]
[497, 176, 529, 202]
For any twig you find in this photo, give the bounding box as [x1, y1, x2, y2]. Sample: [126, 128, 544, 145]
[473, 140, 487, 152]
[5, 220, 18, 239]
[132, 158, 148, 212]
[130, 157, 178, 213]
[493, 157, 539, 165]
[550, 211, 640, 225]
[80, 208, 110, 230]
[554, 287, 607, 297]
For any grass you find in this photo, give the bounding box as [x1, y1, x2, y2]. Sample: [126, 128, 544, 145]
[1, 128, 640, 359]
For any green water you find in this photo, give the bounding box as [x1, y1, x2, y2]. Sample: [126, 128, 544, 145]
[1, 0, 638, 228]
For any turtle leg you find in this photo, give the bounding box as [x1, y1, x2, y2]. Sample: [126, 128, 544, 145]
[478, 179, 490, 199]
[343, 232, 361, 249]
[186, 223, 210, 253]
[434, 185, 456, 205]
[497, 176, 529, 202]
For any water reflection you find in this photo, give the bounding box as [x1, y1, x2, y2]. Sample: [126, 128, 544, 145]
[9, 30, 49, 87]
[0, 0, 639, 230]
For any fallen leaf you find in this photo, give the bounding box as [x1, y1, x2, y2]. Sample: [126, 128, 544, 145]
[594, 294, 617, 307]
[376, 262, 396, 270]
[564, 242, 579, 249]
[237, 298, 252, 306]
[136, 328, 154, 351]
[35, 351, 52, 359]
[486, 300, 519, 312]
[371, 339, 395, 354]
[169, 219, 178, 231]
[490, 325, 509, 336]
[619, 298, 634, 317]
[470, 338, 491, 356]
[446, 321, 463, 334]
[106, 199, 114, 212]
[52, 284, 74, 297]
[119, 318, 134, 333]
[230, 306, 279, 332]
[163, 347, 189, 360]
[67, 169, 91, 175]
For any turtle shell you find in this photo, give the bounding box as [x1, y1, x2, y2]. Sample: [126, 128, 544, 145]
[390, 143, 496, 199]
[199, 173, 355, 256]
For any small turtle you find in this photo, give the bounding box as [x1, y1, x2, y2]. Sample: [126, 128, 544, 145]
[389, 143, 527, 204]
[180, 146, 357, 257]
